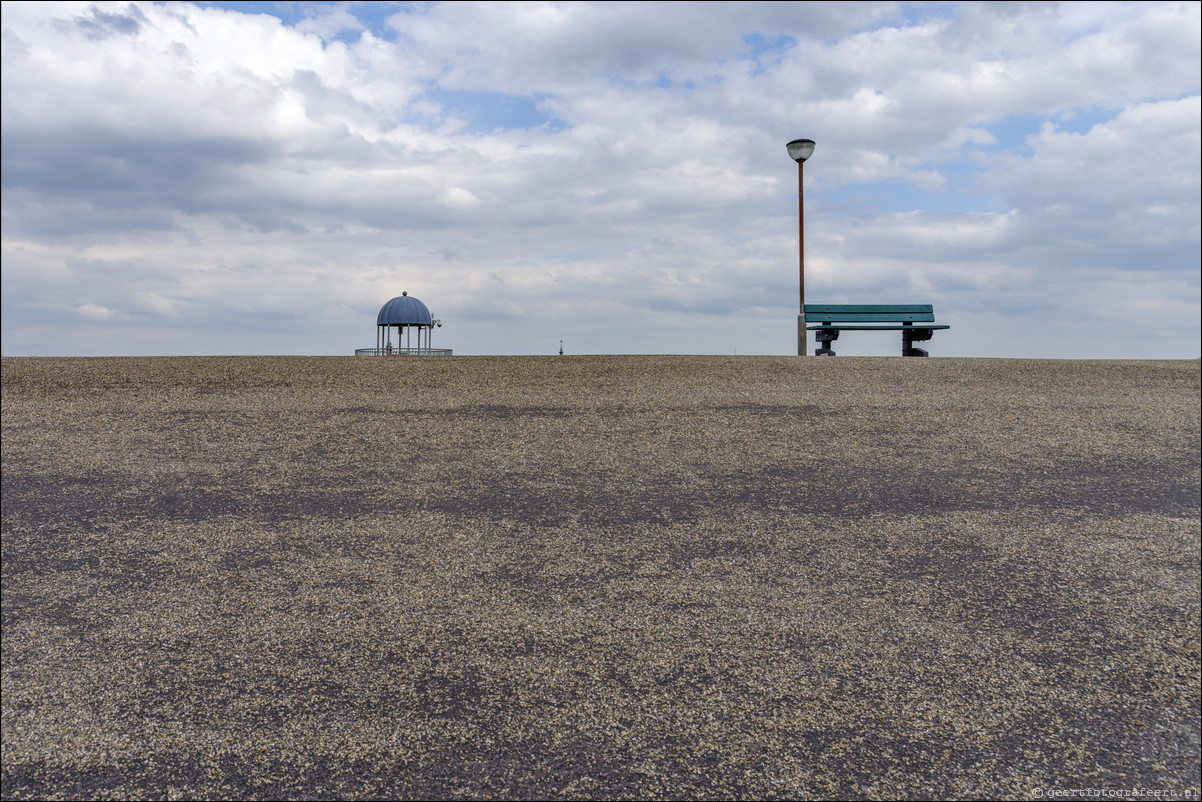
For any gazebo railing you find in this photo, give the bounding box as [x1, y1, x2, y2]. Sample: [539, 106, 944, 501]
[355, 347, 453, 357]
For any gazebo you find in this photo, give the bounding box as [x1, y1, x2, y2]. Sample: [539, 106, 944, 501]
[355, 292, 452, 356]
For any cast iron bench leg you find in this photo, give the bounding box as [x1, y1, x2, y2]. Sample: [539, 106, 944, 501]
[902, 327, 931, 357]
[815, 328, 838, 356]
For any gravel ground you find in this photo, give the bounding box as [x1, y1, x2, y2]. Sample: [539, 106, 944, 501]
[2, 355, 1199, 800]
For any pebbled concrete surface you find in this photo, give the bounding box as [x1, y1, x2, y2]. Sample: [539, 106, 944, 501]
[2, 355, 1199, 800]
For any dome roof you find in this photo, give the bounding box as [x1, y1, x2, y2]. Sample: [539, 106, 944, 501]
[377, 293, 432, 326]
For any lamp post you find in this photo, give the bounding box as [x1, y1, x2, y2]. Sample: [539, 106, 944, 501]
[787, 138, 815, 355]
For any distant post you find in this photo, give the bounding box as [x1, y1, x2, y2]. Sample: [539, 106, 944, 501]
[787, 138, 816, 356]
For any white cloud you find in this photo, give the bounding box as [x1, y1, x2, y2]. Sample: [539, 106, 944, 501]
[294, 4, 365, 41]
[76, 302, 125, 320]
[993, 97, 1201, 207]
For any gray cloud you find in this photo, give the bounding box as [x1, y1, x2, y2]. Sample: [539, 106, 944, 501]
[66, 3, 149, 40]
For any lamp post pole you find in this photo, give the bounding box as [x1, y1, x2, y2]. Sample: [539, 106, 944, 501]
[787, 138, 815, 355]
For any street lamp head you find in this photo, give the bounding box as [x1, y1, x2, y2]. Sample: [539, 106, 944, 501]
[787, 138, 816, 163]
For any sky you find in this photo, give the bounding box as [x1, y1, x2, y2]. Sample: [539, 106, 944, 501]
[1, 1, 1199, 358]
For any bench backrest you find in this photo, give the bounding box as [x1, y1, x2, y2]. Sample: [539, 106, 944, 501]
[803, 304, 936, 323]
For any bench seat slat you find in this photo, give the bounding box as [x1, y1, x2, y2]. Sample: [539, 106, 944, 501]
[808, 324, 951, 331]
[808, 313, 936, 322]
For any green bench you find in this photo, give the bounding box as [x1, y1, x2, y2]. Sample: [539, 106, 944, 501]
[805, 304, 950, 357]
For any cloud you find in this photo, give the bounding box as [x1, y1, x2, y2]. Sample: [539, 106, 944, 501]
[977, 97, 1202, 275]
[64, 3, 149, 41]
[1, 1, 1198, 358]
[294, 4, 365, 41]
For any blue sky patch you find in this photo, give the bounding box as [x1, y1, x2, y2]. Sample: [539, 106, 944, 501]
[821, 167, 1007, 215]
[977, 112, 1044, 153]
[741, 32, 797, 76]
[879, 2, 956, 31]
[420, 89, 564, 134]
[980, 107, 1119, 154]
